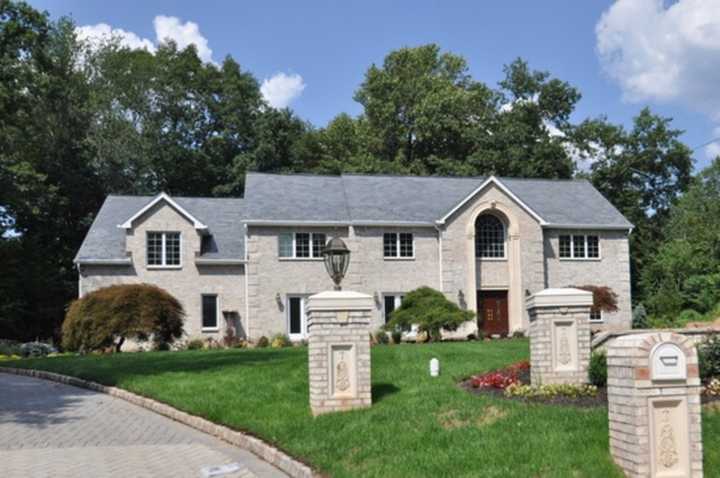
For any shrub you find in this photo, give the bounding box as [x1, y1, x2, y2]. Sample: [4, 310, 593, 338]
[223, 325, 242, 348]
[0, 339, 21, 356]
[271, 334, 291, 348]
[699, 334, 720, 381]
[505, 383, 598, 399]
[677, 309, 705, 326]
[62, 284, 184, 353]
[20, 342, 57, 358]
[632, 303, 649, 329]
[512, 330, 525, 339]
[374, 330, 389, 345]
[384, 286, 474, 342]
[0, 354, 21, 361]
[704, 378, 720, 396]
[572, 285, 619, 317]
[186, 338, 205, 350]
[256, 336, 269, 348]
[391, 330, 402, 344]
[589, 351, 607, 387]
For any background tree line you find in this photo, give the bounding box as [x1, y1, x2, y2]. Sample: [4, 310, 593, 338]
[0, 1, 702, 340]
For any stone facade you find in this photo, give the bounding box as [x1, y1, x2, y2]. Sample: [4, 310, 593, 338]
[79, 202, 245, 341]
[527, 288, 593, 385]
[306, 291, 373, 416]
[78, 179, 633, 343]
[607, 332, 703, 478]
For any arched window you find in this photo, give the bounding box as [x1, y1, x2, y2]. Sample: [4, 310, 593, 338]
[475, 214, 505, 258]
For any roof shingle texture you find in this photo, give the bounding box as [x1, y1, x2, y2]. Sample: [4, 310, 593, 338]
[76, 173, 631, 262]
[75, 196, 245, 262]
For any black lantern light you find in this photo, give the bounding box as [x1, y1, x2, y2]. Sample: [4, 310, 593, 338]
[322, 237, 350, 290]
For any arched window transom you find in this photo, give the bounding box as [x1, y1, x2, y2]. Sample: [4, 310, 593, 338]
[475, 214, 506, 258]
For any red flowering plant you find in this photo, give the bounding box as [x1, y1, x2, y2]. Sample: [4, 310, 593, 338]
[470, 360, 529, 390]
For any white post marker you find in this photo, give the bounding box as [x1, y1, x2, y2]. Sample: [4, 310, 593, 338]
[430, 358, 440, 377]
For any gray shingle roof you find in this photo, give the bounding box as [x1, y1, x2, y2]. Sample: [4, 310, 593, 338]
[77, 173, 631, 262]
[244, 172, 632, 228]
[75, 196, 246, 263]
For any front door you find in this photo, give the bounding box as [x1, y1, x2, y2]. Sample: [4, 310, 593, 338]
[477, 290, 509, 336]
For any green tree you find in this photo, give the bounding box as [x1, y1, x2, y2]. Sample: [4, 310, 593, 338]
[354, 44, 495, 173]
[574, 109, 694, 301]
[384, 287, 474, 341]
[641, 158, 720, 318]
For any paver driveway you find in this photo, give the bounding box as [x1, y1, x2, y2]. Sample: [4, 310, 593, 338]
[0, 373, 289, 478]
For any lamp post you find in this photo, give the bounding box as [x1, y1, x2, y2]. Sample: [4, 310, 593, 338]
[322, 237, 350, 290]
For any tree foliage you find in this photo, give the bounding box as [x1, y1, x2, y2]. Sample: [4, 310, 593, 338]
[62, 284, 184, 352]
[384, 287, 474, 341]
[641, 158, 720, 319]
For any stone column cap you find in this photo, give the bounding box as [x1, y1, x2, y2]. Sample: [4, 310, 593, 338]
[306, 290, 374, 311]
[526, 288, 593, 309]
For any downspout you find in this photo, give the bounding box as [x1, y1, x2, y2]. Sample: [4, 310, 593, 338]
[434, 224, 443, 292]
[244, 223, 250, 340]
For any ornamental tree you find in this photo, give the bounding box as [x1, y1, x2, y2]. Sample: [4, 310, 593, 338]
[62, 284, 184, 352]
[384, 286, 474, 342]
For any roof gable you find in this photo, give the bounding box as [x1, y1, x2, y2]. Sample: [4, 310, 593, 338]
[118, 193, 208, 230]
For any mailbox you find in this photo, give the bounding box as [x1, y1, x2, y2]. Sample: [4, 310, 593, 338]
[651, 342, 687, 381]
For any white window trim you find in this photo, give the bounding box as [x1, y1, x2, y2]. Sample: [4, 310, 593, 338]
[383, 232, 415, 260]
[201, 294, 220, 332]
[287, 294, 310, 340]
[558, 234, 601, 261]
[279, 232, 326, 260]
[475, 217, 507, 261]
[589, 309, 604, 323]
[147, 231, 183, 269]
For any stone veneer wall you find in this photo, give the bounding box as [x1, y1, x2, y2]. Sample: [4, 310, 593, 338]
[607, 332, 703, 477]
[307, 294, 372, 416]
[527, 289, 592, 385]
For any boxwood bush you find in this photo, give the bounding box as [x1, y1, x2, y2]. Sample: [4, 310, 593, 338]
[589, 350, 607, 387]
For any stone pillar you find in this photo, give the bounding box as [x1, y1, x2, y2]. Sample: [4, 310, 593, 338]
[607, 332, 703, 477]
[306, 290, 373, 416]
[526, 288, 593, 385]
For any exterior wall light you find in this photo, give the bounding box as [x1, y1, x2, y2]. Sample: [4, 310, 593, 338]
[322, 237, 350, 290]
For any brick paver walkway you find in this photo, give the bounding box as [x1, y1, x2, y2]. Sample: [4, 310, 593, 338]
[0, 373, 288, 478]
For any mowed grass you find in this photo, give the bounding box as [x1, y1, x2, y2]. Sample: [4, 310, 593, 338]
[5, 340, 720, 477]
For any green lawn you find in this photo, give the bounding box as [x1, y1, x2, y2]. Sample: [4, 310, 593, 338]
[4, 340, 719, 477]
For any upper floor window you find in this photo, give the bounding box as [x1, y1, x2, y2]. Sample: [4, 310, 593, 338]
[589, 308, 603, 323]
[384, 232, 414, 258]
[147, 232, 181, 267]
[278, 232, 326, 259]
[559, 235, 600, 259]
[475, 214, 505, 258]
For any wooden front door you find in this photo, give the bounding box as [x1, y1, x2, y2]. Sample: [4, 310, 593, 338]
[477, 290, 509, 336]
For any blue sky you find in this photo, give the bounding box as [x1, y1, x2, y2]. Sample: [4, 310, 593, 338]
[32, 0, 720, 170]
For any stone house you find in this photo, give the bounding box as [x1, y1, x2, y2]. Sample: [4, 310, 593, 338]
[75, 173, 633, 342]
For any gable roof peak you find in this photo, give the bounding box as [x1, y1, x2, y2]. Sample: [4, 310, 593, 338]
[117, 192, 209, 231]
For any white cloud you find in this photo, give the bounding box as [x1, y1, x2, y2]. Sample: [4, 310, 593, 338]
[260, 73, 306, 108]
[596, 0, 720, 119]
[76, 15, 213, 64]
[153, 15, 213, 64]
[75, 23, 156, 52]
[704, 127, 720, 160]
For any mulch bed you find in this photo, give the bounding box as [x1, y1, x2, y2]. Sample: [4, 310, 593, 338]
[462, 364, 720, 408]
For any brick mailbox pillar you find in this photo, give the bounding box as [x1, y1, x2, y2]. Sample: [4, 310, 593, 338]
[526, 288, 593, 385]
[607, 332, 703, 478]
[306, 290, 373, 416]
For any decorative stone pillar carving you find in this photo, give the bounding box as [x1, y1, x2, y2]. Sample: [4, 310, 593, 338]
[306, 290, 373, 416]
[607, 332, 703, 477]
[526, 288, 593, 385]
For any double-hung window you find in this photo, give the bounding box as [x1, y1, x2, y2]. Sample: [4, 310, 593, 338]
[589, 308, 603, 323]
[278, 232, 327, 259]
[147, 232, 181, 267]
[558, 235, 600, 259]
[201, 294, 219, 330]
[383, 232, 414, 259]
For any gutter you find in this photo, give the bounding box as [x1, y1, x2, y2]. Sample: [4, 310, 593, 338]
[74, 258, 132, 265]
[541, 223, 634, 232]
